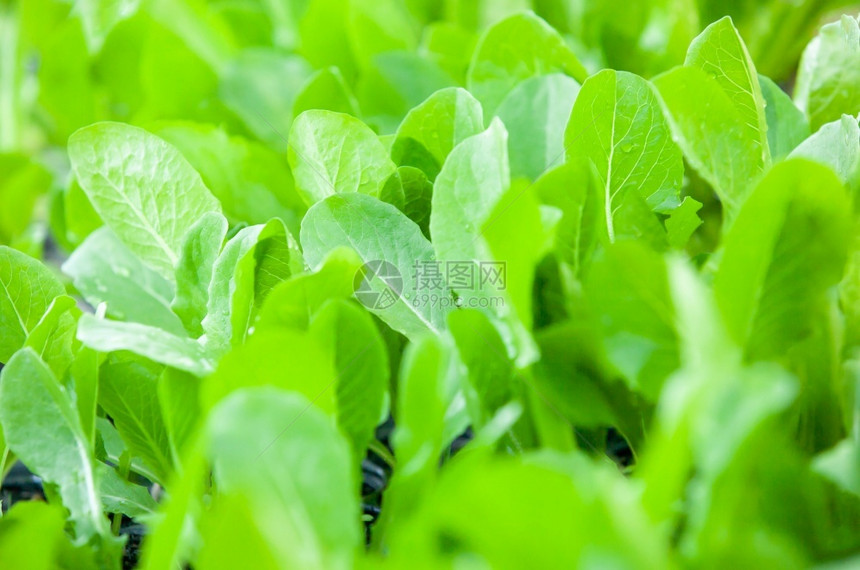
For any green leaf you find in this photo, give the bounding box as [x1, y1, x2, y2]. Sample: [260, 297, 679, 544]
[0, 246, 65, 363]
[481, 180, 546, 360]
[814, 438, 860, 497]
[208, 389, 361, 568]
[497, 73, 580, 180]
[714, 159, 852, 360]
[420, 21, 477, 82]
[98, 356, 174, 485]
[24, 294, 78, 378]
[201, 329, 337, 415]
[197, 496, 282, 570]
[292, 67, 360, 118]
[685, 16, 770, 167]
[171, 212, 228, 337]
[71, 346, 100, 449]
[431, 119, 509, 268]
[146, 0, 237, 71]
[155, 123, 305, 229]
[0, 502, 79, 570]
[533, 161, 601, 279]
[137, 429, 208, 570]
[298, 0, 356, 82]
[309, 299, 388, 461]
[356, 52, 457, 134]
[0, 155, 50, 244]
[63, 227, 186, 336]
[63, 179, 102, 247]
[665, 197, 703, 249]
[219, 49, 312, 151]
[758, 75, 810, 160]
[379, 166, 434, 238]
[391, 87, 484, 180]
[444, 0, 531, 30]
[74, 0, 139, 52]
[584, 241, 679, 400]
[790, 114, 860, 187]
[532, 320, 632, 430]
[260, 0, 303, 50]
[387, 453, 669, 568]
[379, 335, 452, 538]
[129, 17, 222, 124]
[203, 219, 302, 355]
[68, 122, 221, 279]
[77, 315, 214, 377]
[301, 193, 451, 340]
[37, 19, 97, 143]
[256, 248, 363, 331]
[467, 12, 588, 115]
[158, 368, 201, 461]
[346, 0, 418, 69]
[653, 66, 764, 220]
[795, 15, 860, 131]
[0, 349, 117, 548]
[640, 258, 801, 539]
[430, 119, 543, 362]
[288, 110, 396, 206]
[98, 463, 158, 518]
[566, 69, 682, 244]
[587, 0, 699, 78]
[448, 309, 516, 428]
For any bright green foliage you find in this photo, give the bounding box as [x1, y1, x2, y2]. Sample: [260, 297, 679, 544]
[309, 299, 389, 462]
[467, 12, 587, 114]
[0, 246, 67, 363]
[714, 160, 851, 360]
[155, 124, 305, 229]
[302, 192, 450, 339]
[68, 122, 222, 280]
[207, 389, 361, 569]
[790, 114, 860, 186]
[795, 14, 860, 130]
[1, 3, 860, 570]
[759, 75, 810, 160]
[0, 501, 95, 569]
[566, 69, 683, 243]
[63, 228, 186, 335]
[171, 212, 229, 337]
[391, 87, 483, 180]
[685, 17, 770, 168]
[498, 73, 580, 180]
[288, 110, 396, 205]
[0, 349, 124, 567]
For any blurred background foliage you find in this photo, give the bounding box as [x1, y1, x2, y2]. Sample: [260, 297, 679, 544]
[1, 0, 857, 258]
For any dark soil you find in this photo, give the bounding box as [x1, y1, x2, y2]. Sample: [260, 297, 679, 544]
[1, 461, 44, 513]
[120, 523, 146, 570]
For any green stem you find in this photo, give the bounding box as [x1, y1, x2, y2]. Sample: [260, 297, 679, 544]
[111, 451, 132, 535]
[367, 439, 396, 469]
[0, 447, 9, 518]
